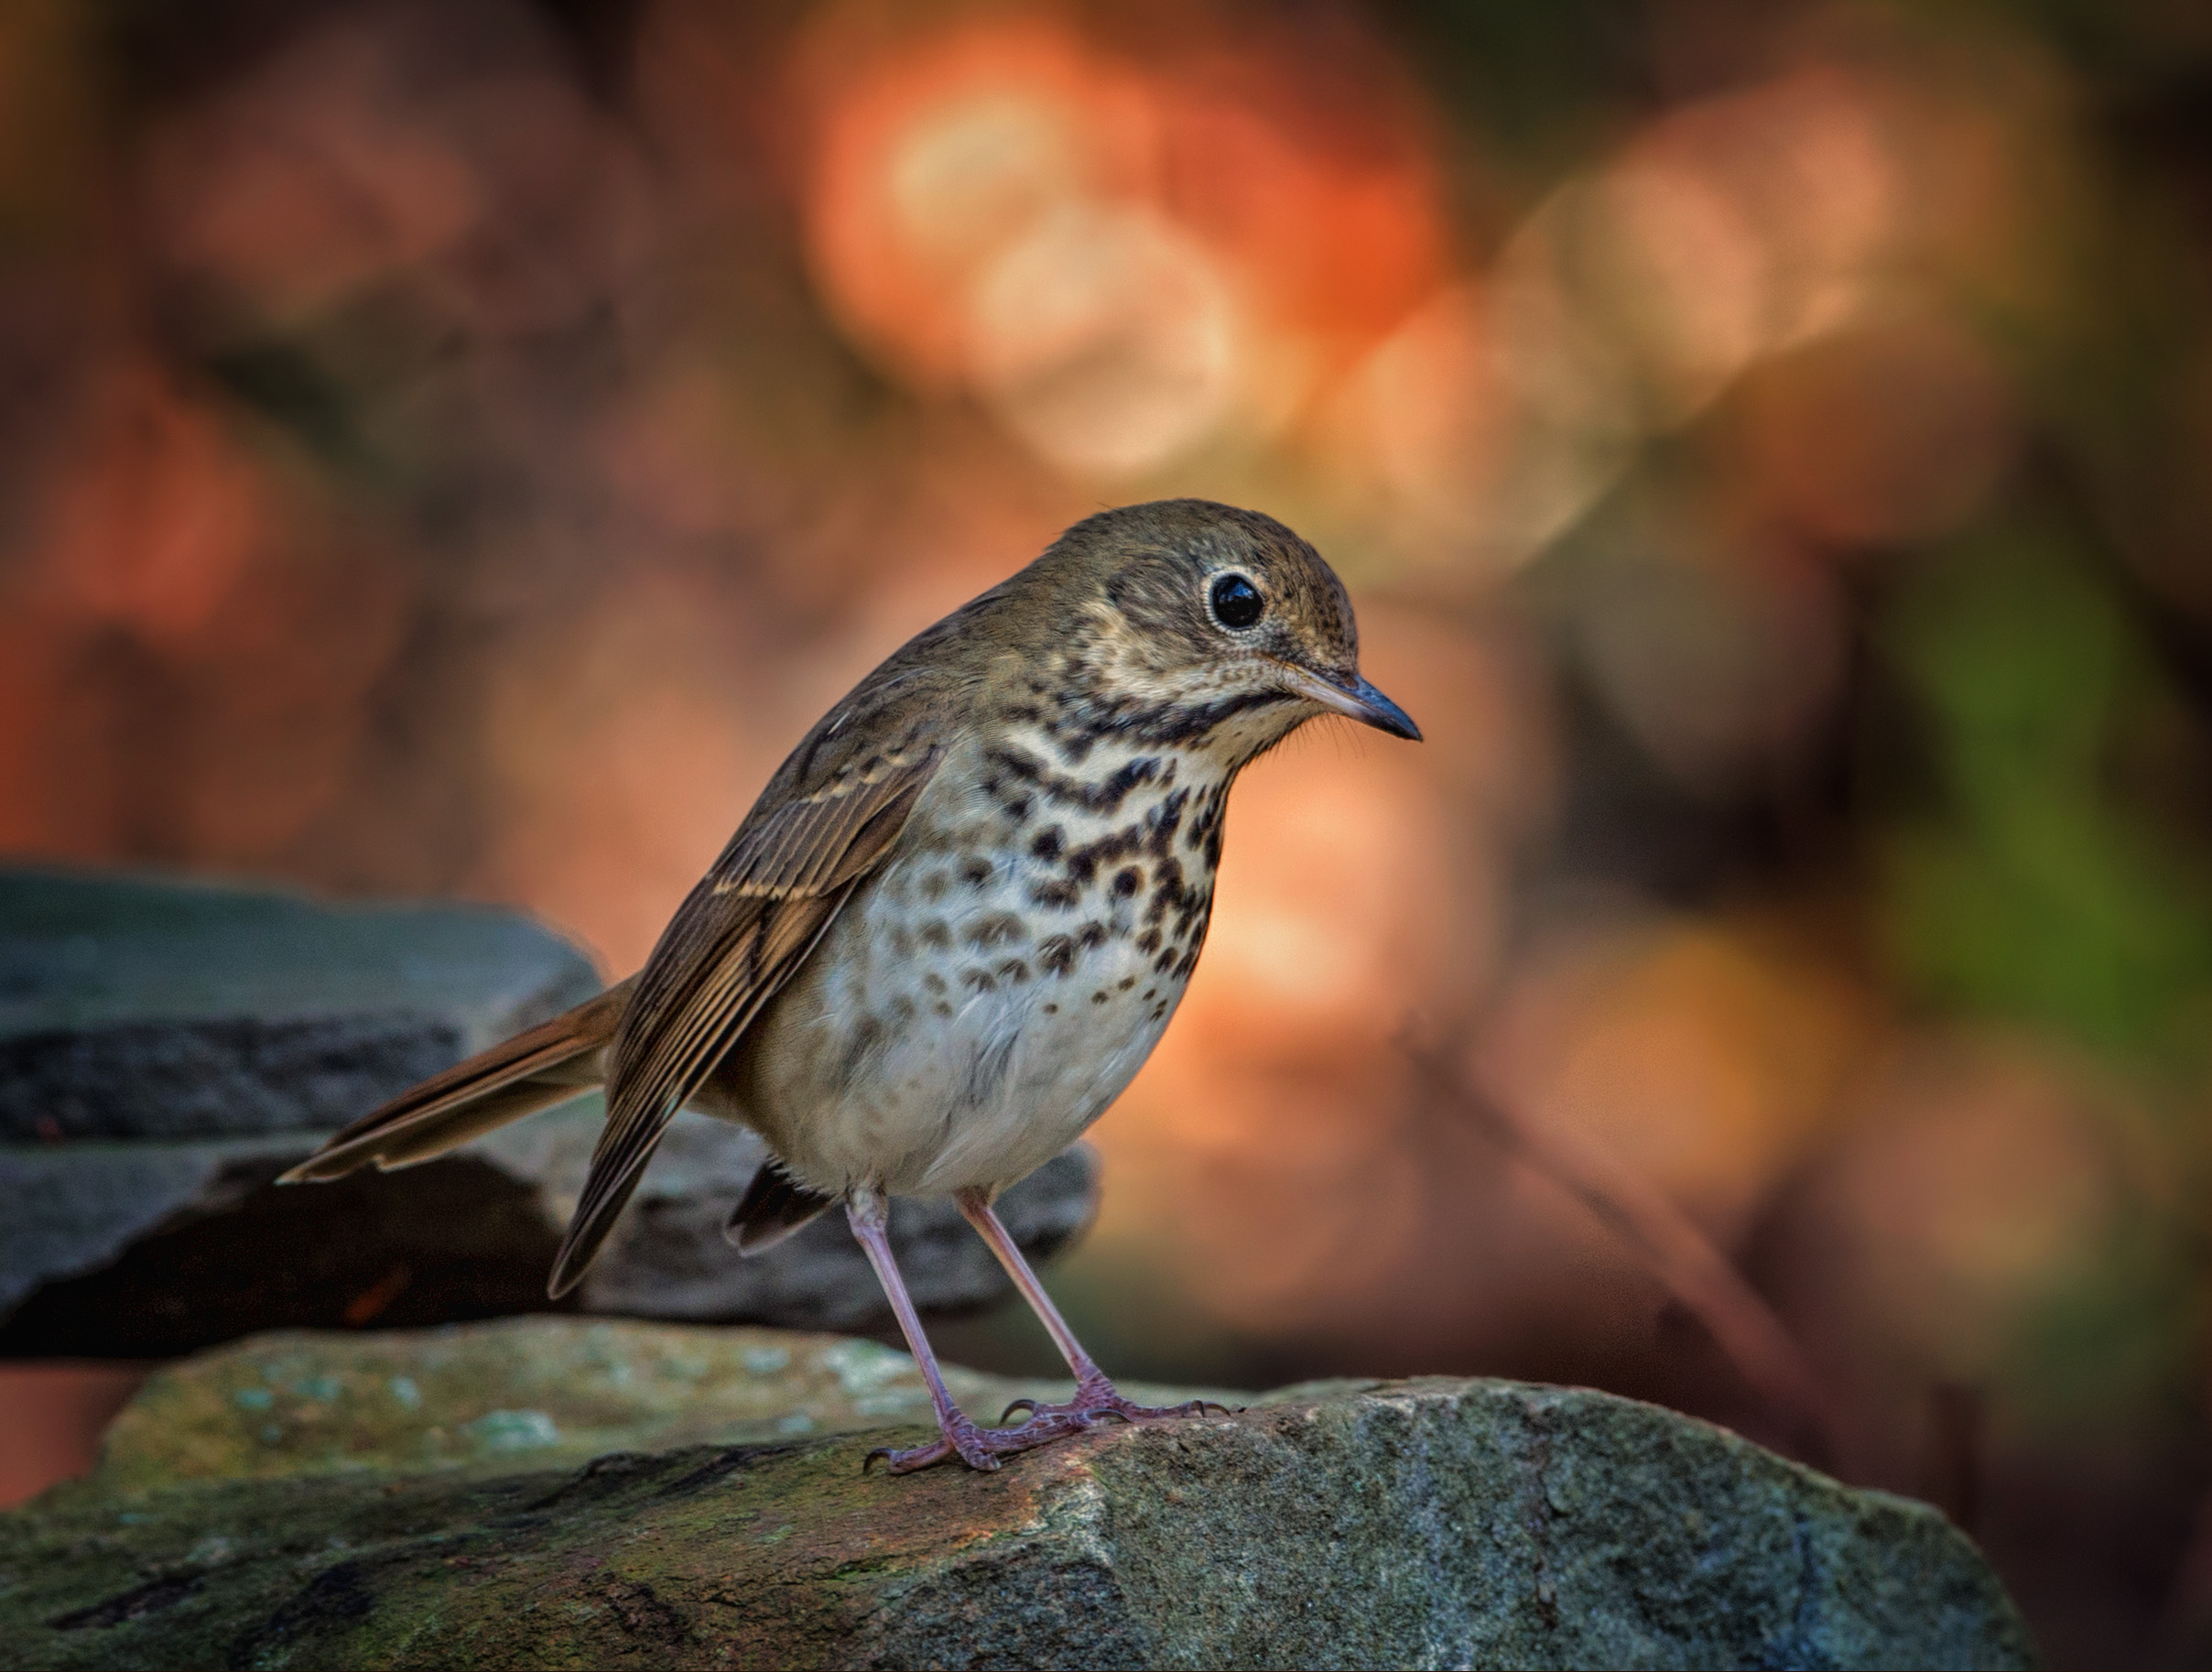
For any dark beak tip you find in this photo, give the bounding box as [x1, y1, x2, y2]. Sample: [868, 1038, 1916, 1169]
[1353, 677, 1423, 743]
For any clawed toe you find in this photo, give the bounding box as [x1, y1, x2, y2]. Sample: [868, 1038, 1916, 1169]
[866, 1437, 980, 1474]
[997, 1386, 1237, 1430]
[863, 1409, 1098, 1475]
[1182, 1398, 1239, 1418]
[994, 1394, 1133, 1426]
[862, 1383, 1239, 1476]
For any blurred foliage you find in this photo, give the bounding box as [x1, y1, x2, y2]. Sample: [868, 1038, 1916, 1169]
[1881, 523, 2212, 1063]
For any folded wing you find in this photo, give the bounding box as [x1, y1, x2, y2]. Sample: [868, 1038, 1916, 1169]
[546, 743, 942, 1297]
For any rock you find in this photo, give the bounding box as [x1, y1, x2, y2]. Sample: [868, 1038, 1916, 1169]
[0, 868, 602, 1145]
[86, 1317, 1251, 1493]
[0, 1318, 2033, 1671]
[0, 1135, 581, 1357]
[0, 868, 1099, 1357]
[0, 865, 602, 1347]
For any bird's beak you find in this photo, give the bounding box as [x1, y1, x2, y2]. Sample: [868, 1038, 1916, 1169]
[1277, 665, 1423, 741]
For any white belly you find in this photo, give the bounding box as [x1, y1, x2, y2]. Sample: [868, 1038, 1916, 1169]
[797, 871, 1180, 1196]
[731, 738, 1221, 1199]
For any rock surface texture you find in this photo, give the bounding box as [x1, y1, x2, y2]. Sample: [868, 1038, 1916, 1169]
[90, 1318, 1226, 1492]
[0, 869, 602, 1145]
[0, 1319, 2032, 1671]
[0, 869, 1096, 1355]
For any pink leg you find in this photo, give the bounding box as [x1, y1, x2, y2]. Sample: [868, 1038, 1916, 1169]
[955, 1188, 1231, 1430]
[844, 1188, 1099, 1474]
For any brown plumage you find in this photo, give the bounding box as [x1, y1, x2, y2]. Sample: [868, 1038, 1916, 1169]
[284, 499, 1418, 1472]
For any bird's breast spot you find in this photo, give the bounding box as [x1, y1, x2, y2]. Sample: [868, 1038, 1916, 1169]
[960, 911, 1026, 949]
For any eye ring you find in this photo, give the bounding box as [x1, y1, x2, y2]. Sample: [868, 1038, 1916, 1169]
[1209, 571, 1264, 631]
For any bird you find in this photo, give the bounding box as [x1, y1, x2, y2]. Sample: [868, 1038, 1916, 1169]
[282, 498, 1420, 1473]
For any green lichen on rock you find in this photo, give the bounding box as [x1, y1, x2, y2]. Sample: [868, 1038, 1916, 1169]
[0, 1322, 2032, 1670]
[92, 1317, 1252, 1492]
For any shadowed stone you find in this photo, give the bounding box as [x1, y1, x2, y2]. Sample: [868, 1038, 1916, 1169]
[0, 1318, 2035, 1671]
[0, 869, 1098, 1356]
[574, 1118, 1100, 1330]
[0, 868, 602, 1143]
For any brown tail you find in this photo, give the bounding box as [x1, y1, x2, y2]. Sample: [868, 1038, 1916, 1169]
[277, 978, 634, 1183]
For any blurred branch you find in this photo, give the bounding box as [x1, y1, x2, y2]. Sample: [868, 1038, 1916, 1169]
[1403, 1039, 1846, 1460]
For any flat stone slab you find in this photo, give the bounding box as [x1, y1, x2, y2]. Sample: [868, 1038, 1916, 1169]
[0, 870, 1097, 1354]
[0, 867, 602, 1143]
[0, 1319, 2033, 1670]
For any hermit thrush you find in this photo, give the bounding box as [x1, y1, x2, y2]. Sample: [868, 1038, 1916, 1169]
[285, 499, 1419, 1473]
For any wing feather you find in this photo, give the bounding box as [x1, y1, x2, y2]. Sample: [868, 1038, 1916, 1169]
[546, 745, 941, 1296]
[279, 980, 632, 1182]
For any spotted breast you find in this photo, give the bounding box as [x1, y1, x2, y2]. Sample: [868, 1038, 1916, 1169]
[721, 713, 1231, 1200]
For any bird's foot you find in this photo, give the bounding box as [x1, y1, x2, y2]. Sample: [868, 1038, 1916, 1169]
[998, 1377, 1234, 1429]
[863, 1384, 1238, 1476]
[863, 1406, 1091, 1475]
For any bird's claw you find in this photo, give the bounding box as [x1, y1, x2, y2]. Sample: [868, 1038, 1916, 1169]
[862, 1407, 1092, 1475]
[998, 1384, 1234, 1430]
[866, 1385, 1236, 1476]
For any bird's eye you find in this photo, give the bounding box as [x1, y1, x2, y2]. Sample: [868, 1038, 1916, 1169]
[1209, 572, 1264, 630]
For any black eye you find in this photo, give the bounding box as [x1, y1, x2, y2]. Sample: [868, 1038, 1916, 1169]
[1209, 572, 1263, 630]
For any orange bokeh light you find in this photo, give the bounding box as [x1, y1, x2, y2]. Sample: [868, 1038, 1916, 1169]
[797, 14, 1158, 392]
[791, 5, 1448, 477]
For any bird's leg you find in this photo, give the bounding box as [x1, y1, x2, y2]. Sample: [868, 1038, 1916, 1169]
[954, 1187, 1231, 1430]
[844, 1187, 1098, 1474]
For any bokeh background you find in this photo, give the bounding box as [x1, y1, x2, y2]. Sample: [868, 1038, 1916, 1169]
[4, 0, 2212, 1659]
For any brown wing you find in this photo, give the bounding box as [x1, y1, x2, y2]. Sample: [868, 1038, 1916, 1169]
[546, 743, 942, 1296]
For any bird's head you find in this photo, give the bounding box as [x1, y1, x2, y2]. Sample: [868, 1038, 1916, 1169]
[1010, 499, 1421, 765]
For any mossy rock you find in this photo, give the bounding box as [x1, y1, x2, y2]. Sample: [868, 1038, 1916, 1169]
[0, 1320, 2031, 1669]
[88, 1317, 1252, 1493]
